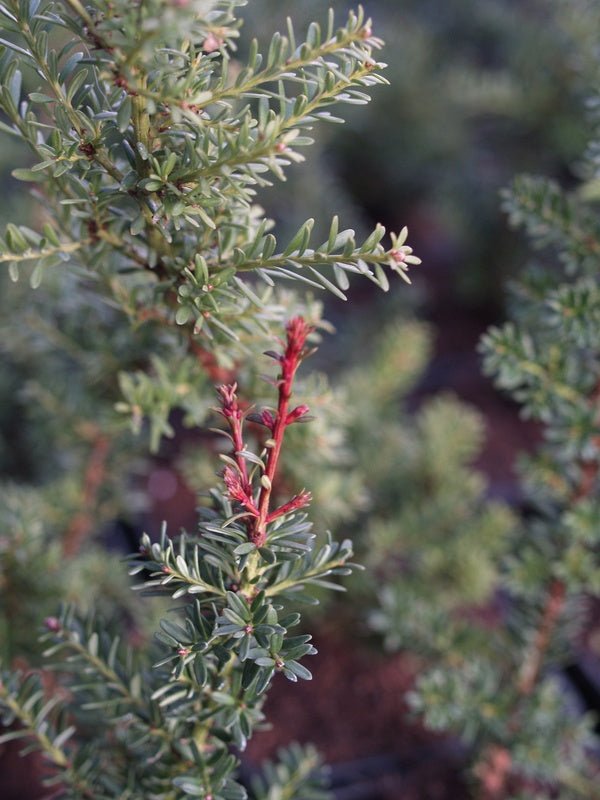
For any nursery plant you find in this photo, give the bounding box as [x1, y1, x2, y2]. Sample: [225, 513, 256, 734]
[5, 0, 599, 798]
[0, 0, 423, 797]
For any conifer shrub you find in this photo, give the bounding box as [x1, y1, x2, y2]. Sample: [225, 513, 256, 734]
[2, 1, 599, 799]
[0, 0, 420, 796]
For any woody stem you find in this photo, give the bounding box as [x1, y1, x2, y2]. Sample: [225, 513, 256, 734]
[252, 367, 296, 546]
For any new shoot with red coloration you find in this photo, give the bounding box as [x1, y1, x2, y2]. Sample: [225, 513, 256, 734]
[216, 317, 315, 547]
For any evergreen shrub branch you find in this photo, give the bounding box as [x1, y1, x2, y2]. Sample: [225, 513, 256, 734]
[0, 0, 418, 459]
[0, 2, 420, 797]
[3, 1, 598, 798]
[0, 0, 419, 334]
[0, 317, 359, 798]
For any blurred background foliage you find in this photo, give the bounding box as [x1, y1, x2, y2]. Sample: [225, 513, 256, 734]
[241, 0, 590, 307]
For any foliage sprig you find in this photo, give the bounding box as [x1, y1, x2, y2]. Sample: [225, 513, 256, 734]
[0, 316, 358, 799]
[0, 0, 418, 340]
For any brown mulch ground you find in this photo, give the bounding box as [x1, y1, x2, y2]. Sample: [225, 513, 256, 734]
[245, 625, 469, 799]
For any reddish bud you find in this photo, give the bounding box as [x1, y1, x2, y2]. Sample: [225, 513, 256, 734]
[44, 616, 61, 632]
[261, 409, 275, 429]
[284, 317, 313, 360]
[390, 249, 406, 264]
[286, 404, 310, 424]
[267, 491, 312, 523]
[223, 466, 247, 503]
[223, 467, 259, 515]
[217, 383, 242, 419]
[278, 317, 315, 389]
[202, 33, 223, 53]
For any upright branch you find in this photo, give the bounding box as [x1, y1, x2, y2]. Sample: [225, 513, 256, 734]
[516, 579, 566, 697]
[217, 317, 313, 547]
[62, 432, 111, 557]
[0, 2, 393, 797]
[477, 454, 598, 800]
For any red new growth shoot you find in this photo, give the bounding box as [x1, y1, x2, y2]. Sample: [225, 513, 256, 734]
[216, 383, 242, 421]
[216, 382, 249, 489]
[252, 317, 314, 545]
[260, 410, 275, 430]
[216, 317, 315, 547]
[286, 404, 310, 424]
[222, 465, 259, 516]
[266, 490, 312, 523]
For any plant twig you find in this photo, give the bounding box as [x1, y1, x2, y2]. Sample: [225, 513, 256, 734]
[477, 383, 600, 799]
[252, 317, 313, 545]
[216, 318, 313, 547]
[63, 433, 110, 557]
[516, 578, 566, 696]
